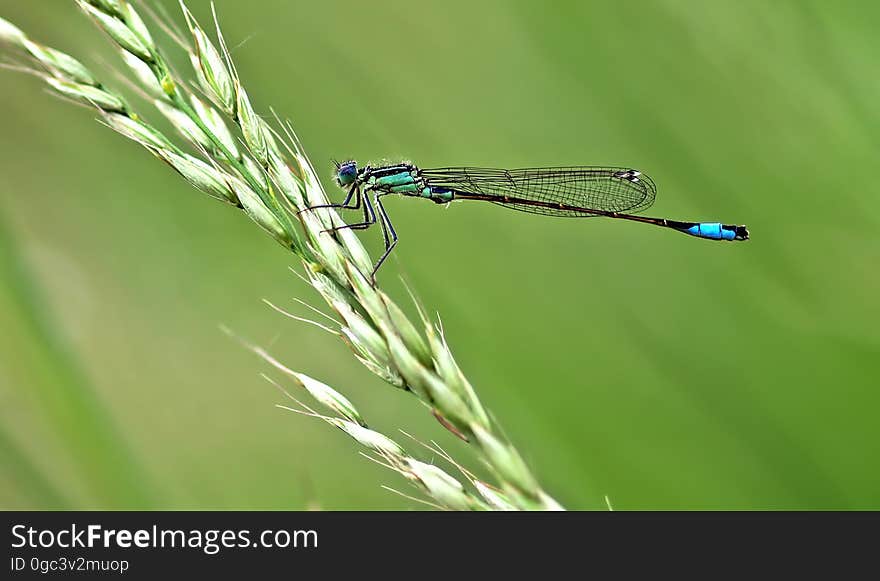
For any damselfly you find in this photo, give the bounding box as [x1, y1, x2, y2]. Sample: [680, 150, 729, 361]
[308, 161, 749, 279]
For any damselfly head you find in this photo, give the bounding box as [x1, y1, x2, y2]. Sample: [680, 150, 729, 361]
[335, 160, 358, 187]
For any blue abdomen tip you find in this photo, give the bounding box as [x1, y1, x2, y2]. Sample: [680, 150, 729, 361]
[684, 222, 737, 241]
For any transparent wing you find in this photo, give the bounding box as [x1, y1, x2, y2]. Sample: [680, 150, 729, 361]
[418, 166, 656, 217]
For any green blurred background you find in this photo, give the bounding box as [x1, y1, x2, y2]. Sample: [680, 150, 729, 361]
[1, 0, 878, 510]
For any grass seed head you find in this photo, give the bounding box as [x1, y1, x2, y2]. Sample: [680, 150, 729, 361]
[121, 51, 164, 98]
[236, 84, 268, 164]
[154, 99, 213, 150]
[120, 2, 155, 54]
[332, 420, 404, 458]
[404, 460, 477, 511]
[189, 95, 240, 158]
[474, 480, 518, 511]
[104, 112, 171, 149]
[77, 0, 152, 61]
[228, 177, 292, 246]
[0, 0, 562, 511]
[23, 40, 97, 85]
[45, 77, 126, 112]
[180, 5, 234, 113]
[0, 16, 27, 46]
[157, 150, 237, 204]
[471, 424, 540, 503]
[84, 0, 124, 17]
[291, 372, 364, 427]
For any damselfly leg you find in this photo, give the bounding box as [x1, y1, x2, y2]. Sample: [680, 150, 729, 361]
[321, 186, 376, 233]
[296, 183, 361, 215]
[307, 185, 399, 283]
[371, 192, 399, 279]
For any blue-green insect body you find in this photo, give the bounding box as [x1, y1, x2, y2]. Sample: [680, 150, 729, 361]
[374, 171, 415, 188]
[322, 160, 748, 280]
[426, 187, 455, 203]
[349, 164, 456, 204]
[388, 183, 420, 194]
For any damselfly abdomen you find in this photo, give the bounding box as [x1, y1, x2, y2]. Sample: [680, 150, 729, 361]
[308, 161, 749, 279]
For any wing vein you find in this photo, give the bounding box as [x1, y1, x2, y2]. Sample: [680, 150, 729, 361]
[418, 166, 656, 217]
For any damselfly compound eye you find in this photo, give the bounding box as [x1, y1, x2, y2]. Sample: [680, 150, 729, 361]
[336, 160, 358, 186]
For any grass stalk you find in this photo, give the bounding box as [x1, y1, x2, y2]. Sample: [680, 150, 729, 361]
[0, 1, 562, 510]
